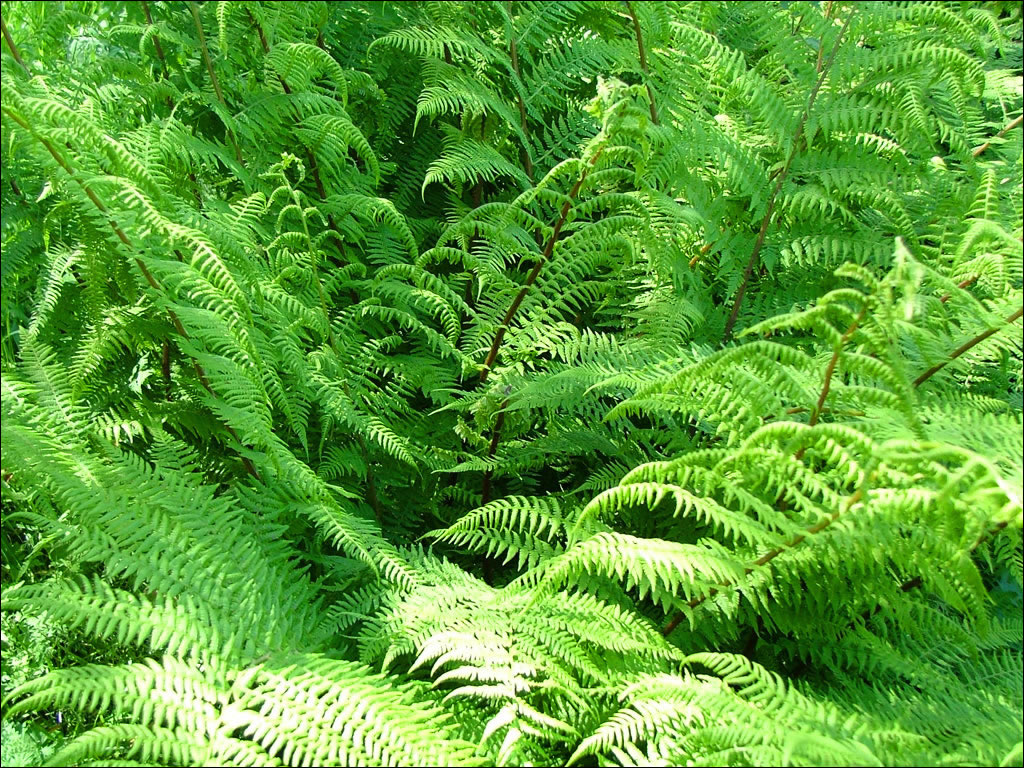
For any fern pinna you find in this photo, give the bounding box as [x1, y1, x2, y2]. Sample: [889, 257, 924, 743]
[1, 2, 1021, 766]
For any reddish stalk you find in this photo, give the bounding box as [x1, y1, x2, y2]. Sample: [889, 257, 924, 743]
[972, 114, 1023, 159]
[247, 12, 379, 521]
[188, 1, 244, 166]
[506, 1, 535, 183]
[140, 1, 169, 79]
[1, 14, 29, 73]
[723, 14, 851, 341]
[2, 105, 260, 479]
[623, 1, 659, 125]
[480, 149, 603, 381]
[477, 149, 603, 509]
[912, 306, 1023, 388]
[939, 275, 977, 303]
[815, 1, 835, 73]
[688, 241, 713, 269]
[663, 486, 866, 636]
[480, 406, 506, 506]
[793, 304, 867, 462]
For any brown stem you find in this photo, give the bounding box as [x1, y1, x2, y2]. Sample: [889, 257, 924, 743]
[480, 404, 507, 505]
[939, 275, 977, 303]
[723, 14, 852, 342]
[815, 1, 834, 73]
[246, 14, 380, 520]
[479, 402, 509, 584]
[791, 13, 806, 37]
[786, 515, 1006, 680]
[623, 1, 658, 125]
[793, 304, 866, 463]
[248, 10, 345, 244]
[161, 339, 171, 396]
[912, 306, 1022, 388]
[480, 149, 603, 381]
[868, 520, 1009, 623]
[663, 485, 866, 636]
[3, 105, 260, 480]
[188, 1, 244, 166]
[688, 241, 713, 269]
[972, 114, 1023, 159]
[506, 1, 535, 184]
[354, 429, 385, 527]
[1, 14, 29, 73]
[141, 0, 175, 112]
[477, 150, 603, 512]
[140, 1, 169, 78]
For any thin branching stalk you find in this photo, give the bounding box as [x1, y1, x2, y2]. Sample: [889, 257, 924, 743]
[188, 1, 244, 166]
[816, 1, 835, 73]
[972, 114, 1023, 158]
[246, 13, 380, 521]
[723, 13, 852, 341]
[1, 14, 30, 73]
[481, 149, 604, 381]
[940, 275, 978, 303]
[623, 1, 658, 125]
[248, 11, 335, 214]
[140, 0, 170, 80]
[478, 149, 603, 507]
[480, 405, 506, 506]
[797, 304, 867, 450]
[663, 483, 869, 636]
[2, 105, 260, 480]
[912, 306, 1023, 388]
[506, 1, 535, 184]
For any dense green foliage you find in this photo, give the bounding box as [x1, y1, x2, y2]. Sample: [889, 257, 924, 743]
[1, 1, 1022, 765]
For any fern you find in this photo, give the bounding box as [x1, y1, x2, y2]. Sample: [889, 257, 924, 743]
[2, 1, 1021, 766]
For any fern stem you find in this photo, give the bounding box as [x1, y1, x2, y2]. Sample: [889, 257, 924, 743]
[912, 306, 1023, 388]
[723, 13, 852, 342]
[246, 15, 382, 521]
[792, 304, 866, 461]
[506, 1, 535, 184]
[939, 275, 978, 303]
[791, 12, 806, 37]
[249, 12, 326, 198]
[480, 403, 507, 506]
[246, 18, 383, 525]
[354, 427, 385, 528]
[161, 340, 171, 397]
[972, 114, 1023, 158]
[688, 241, 713, 269]
[869, 521, 1009, 621]
[478, 150, 604, 513]
[1, 14, 29, 74]
[480, 149, 603, 381]
[1, 105, 261, 481]
[480, 401, 509, 582]
[797, 304, 867, 460]
[815, 1, 835, 73]
[188, 1, 244, 167]
[140, 1, 169, 79]
[663, 485, 866, 636]
[247, 10, 351, 269]
[623, 2, 659, 125]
